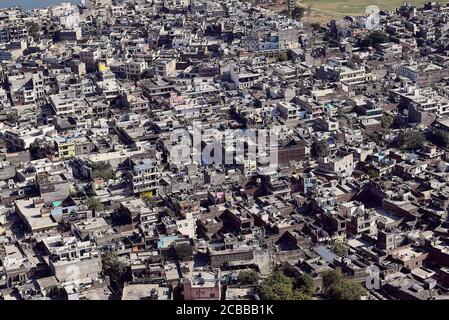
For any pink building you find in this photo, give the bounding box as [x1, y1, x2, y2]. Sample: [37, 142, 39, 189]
[183, 271, 221, 300]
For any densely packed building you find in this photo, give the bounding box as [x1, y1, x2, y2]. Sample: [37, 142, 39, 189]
[2, 0, 449, 300]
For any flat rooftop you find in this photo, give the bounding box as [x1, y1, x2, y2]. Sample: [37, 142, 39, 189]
[15, 198, 58, 232]
[122, 284, 171, 300]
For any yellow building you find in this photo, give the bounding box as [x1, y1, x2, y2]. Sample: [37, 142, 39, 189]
[141, 191, 153, 201]
[55, 137, 76, 159]
[98, 63, 109, 72]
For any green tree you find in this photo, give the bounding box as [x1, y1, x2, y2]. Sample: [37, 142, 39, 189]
[328, 276, 366, 300]
[161, 208, 175, 219]
[238, 270, 260, 285]
[367, 169, 380, 178]
[381, 114, 393, 129]
[29, 139, 41, 159]
[27, 21, 40, 40]
[87, 197, 104, 211]
[102, 252, 127, 295]
[322, 269, 344, 288]
[259, 271, 295, 300]
[311, 140, 329, 159]
[322, 270, 366, 300]
[259, 271, 311, 300]
[175, 243, 193, 261]
[5, 112, 18, 123]
[360, 31, 388, 48]
[295, 273, 315, 295]
[92, 161, 115, 180]
[292, 290, 312, 300]
[396, 130, 425, 150]
[277, 51, 289, 62]
[331, 241, 349, 259]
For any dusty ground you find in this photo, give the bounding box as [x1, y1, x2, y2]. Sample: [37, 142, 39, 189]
[296, 0, 435, 23]
[255, 0, 437, 25]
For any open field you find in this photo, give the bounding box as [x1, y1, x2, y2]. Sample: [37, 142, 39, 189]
[297, 0, 443, 23]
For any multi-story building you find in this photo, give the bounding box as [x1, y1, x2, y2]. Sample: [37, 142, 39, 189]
[398, 63, 448, 87]
[183, 271, 221, 300]
[54, 136, 76, 159]
[129, 158, 160, 196]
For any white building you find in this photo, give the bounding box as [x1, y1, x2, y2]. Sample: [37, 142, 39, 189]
[230, 66, 261, 90]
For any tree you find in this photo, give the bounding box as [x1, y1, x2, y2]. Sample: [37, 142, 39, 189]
[311, 140, 329, 159]
[102, 252, 127, 295]
[175, 243, 193, 261]
[322, 270, 366, 300]
[331, 241, 349, 259]
[238, 270, 260, 285]
[292, 290, 312, 299]
[87, 197, 104, 211]
[161, 207, 175, 219]
[381, 114, 393, 129]
[367, 168, 380, 178]
[328, 276, 366, 300]
[69, 188, 84, 198]
[430, 129, 449, 148]
[92, 161, 115, 181]
[259, 271, 295, 300]
[396, 130, 425, 150]
[322, 269, 344, 289]
[277, 51, 289, 62]
[295, 273, 315, 295]
[27, 21, 40, 40]
[5, 112, 18, 124]
[360, 31, 388, 48]
[259, 270, 312, 300]
[29, 139, 41, 159]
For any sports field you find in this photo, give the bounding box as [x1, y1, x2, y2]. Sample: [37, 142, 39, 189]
[297, 0, 442, 22]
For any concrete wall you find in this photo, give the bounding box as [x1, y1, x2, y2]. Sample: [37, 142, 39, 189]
[50, 256, 102, 282]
